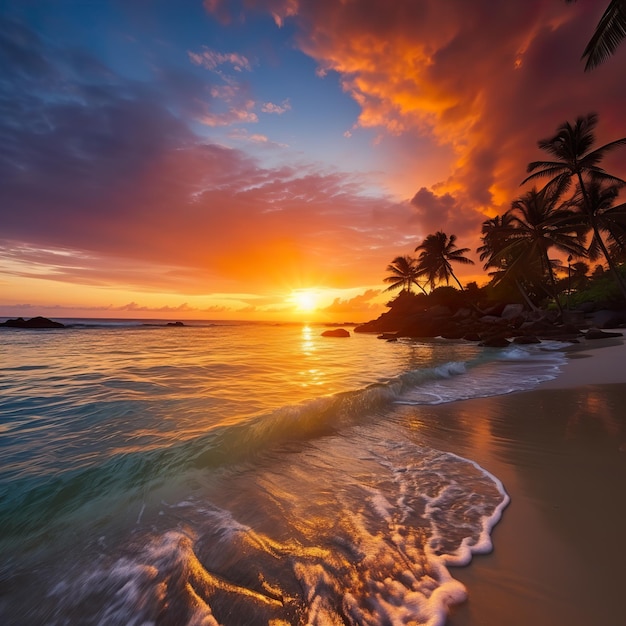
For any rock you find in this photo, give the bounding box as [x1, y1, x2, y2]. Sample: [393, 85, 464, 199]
[588, 309, 626, 329]
[512, 335, 541, 344]
[321, 328, 350, 338]
[463, 332, 481, 341]
[483, 303, 507, 317]
[562, 310, 586, 326]
[428, 305, 452, 317]
[479, 315, 506, 325]
[479, 336, 511, 347]
[501, 303, 524, 319]
[1, 316, 65, 328]
[453, 307, 473, 319]
[578, 301, 596, 313]
[377, 333, 398, 340]
[585, 328, 623, 340]
[166, 321, 185, 327]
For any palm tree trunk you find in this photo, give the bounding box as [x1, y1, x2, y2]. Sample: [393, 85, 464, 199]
[515, 279, 540, 311]
[449, 270, 464, 291]
[577, 172, 626, 299]
[542, 249, 564, 316]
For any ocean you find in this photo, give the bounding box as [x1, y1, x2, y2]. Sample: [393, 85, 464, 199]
[0, 319, 568, 625]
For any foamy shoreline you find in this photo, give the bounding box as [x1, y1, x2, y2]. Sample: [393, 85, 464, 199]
[539, 330, 626, 389]
[417, 337, 626, 626]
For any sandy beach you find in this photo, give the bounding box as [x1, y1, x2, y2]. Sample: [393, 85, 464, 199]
[398, 333, 626, 626]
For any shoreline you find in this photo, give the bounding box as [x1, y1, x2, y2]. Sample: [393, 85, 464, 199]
[538, 331, 626, 389]
[402, 333, 626, 626]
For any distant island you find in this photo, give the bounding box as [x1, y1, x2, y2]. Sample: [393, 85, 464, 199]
[0, 317, 65, 329]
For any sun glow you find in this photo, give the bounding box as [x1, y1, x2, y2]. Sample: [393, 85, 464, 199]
[291, 289, 318, 312]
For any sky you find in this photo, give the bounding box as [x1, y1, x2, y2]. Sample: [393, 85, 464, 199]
[1, 0, 626, 322]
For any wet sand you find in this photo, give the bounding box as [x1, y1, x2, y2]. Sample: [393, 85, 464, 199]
[404, 335, 626, 626]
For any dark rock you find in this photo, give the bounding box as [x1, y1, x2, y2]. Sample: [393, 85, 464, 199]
[321, 328, 350, 338]
[479, 315, 506, 325]
[588, 309, 626, 329]
[166, 321, 185, 327]
[512, 335, 541, 344]
[396, 313, 449, 338]
[578, 301, 596, 313]
[501, 303, 524, 319]
[585, 328, 623, 340]
[562, 310, 586, 326]
[453, 307, 473, 319]
[1, 316, 65, 329]
[483, 303, 508, 317]
[519, 319, 555, 332]
[479, 336, 511, 347]
[377, 333, 398, 340]
[441, 329, 465, 339]
[463, 333, 481, 341]
[428, 305, 452, 317]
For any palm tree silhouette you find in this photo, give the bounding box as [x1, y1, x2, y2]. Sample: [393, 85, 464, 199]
[479, 190, 585, 311]
[567, 0, 626, 70]
[383, 255, 427, 294]
[507, 186, 586, 312]
[521, 113, 626, 297]
[478, 213, 516, 269]
[414, 232, 474, 291]
[570, 178, 626, 263]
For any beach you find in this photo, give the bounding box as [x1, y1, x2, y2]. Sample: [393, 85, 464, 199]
[2, 321, 625, 624]
[399, 334, 626, 626]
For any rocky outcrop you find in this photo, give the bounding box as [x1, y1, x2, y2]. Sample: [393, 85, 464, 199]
[587, 309, 626, 329]
[354, 302, 592, 345]
[1, 316, 65, 329]
[584, 328, 623, 340]
[321, 328, 350, 338]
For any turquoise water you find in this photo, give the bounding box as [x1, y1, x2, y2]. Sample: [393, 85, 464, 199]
[0, 320, 566, 625]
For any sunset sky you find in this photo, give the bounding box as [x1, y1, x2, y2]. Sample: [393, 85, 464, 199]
[2, 0, 626, 322]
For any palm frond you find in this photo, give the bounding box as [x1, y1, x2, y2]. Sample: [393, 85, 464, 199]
[582, 0, 626, 70]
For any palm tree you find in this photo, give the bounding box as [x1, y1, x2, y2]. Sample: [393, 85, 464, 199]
[479, 190, 586, 312]
[414, 231, 474, 291]
[521, 113, 626, 297]
[566, 0, 626, 70]
[569, 260, 590, 291]
[570, 178, 626, 262]
[506, 187, 587, 312]
[477, 213, 516, 268]
[383, 255, 427, 294]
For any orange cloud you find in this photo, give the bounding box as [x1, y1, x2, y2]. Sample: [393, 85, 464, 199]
[227, 0, 626, 244]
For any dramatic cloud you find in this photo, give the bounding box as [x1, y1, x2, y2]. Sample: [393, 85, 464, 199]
[0, 15, 415, 298]
[4, 1, 626, 320]
[212, 0, 626, 236]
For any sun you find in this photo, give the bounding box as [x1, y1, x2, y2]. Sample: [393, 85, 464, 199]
[292, 289, 318, 312]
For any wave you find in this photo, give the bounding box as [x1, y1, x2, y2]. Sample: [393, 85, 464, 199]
[0, 344, 563, 544]
[17, 439, 510, 626]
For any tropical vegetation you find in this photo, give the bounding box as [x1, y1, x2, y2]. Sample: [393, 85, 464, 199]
[382, 113, 626, 317]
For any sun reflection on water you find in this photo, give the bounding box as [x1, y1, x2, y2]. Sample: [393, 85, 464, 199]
[298, 325, 326, 388]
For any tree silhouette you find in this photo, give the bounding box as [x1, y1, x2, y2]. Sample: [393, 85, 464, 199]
[567, 0, 626, 70]
[506, 186, 586, 312]
[414, 232, 474, 291]
[383, 255, 427, 294]
[522, 113, 626, 297]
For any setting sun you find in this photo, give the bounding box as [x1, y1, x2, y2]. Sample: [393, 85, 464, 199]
[291, 290, 318, 312]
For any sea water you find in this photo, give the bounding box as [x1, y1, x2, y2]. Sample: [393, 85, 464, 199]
[0, 320, 567, 625]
